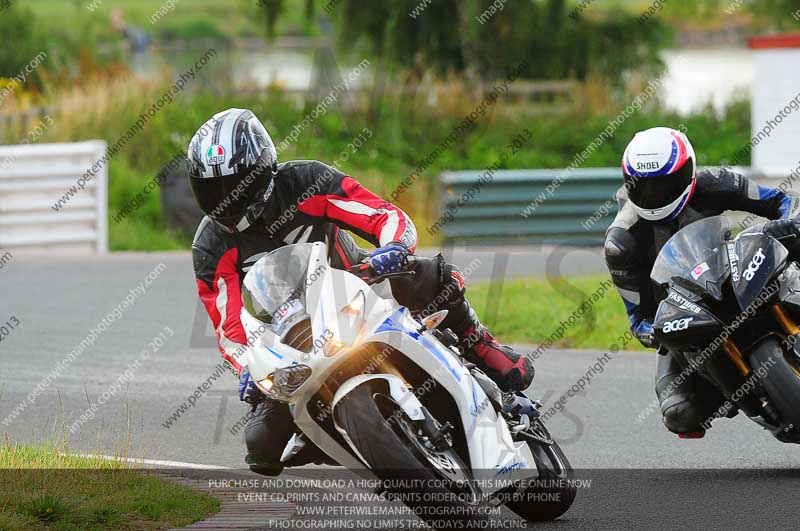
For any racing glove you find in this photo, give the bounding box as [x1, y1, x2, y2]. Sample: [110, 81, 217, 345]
[369, 242, 409, 274]
[762, 219, 800, 258]
[633, 319, 656, 349]
[238, 368, 260, 403]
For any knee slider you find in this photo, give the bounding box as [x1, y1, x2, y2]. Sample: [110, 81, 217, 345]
[604, 227, 638, 269]
[661, 396, 707, 434]
[244, 403, 291, 468]
[245, 427, 285, 467]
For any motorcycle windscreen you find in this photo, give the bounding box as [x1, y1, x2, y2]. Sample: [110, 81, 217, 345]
[731, 233, 787, 311]
[243, 243, 316, 335]
[651, 215, 731, 301]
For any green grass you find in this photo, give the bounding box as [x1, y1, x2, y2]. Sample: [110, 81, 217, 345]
[469, 275, 645, 351]
[109, 218, 187, 251]
[0, 440, 220, 531]
[26, 0, 312, 43]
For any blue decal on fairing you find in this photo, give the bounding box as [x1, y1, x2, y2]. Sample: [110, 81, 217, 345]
[375, 307, 408, 334]
[377, 308, 462, 381]
[495, 462, 523, 475]
[265, 346, 285, 359]
[469, 379, 481, 423]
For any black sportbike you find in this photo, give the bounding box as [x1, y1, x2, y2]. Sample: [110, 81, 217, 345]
[651, 215, 800, 442]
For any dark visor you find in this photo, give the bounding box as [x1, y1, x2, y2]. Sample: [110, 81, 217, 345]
[626, 159, 694, 210]
[189, 169, 268, 227]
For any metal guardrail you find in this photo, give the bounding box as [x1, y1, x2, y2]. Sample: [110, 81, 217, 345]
[438, 168, 621, 246]
[0, 141, 108, 253]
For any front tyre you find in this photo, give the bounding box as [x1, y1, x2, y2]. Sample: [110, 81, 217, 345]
[334, 380, 487, 529]
[505, 418, 576, 521]
[749, 336, 800, 431]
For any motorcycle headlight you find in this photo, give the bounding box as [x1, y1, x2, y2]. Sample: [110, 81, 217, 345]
[258, 365, 312, 400]
[255, 374, 276, 398]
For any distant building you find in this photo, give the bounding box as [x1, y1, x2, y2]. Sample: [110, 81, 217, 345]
[748, 34, 800, 180]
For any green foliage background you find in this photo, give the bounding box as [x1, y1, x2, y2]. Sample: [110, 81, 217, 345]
[81, 89, 749, 250]
[0, 0, 757, 250]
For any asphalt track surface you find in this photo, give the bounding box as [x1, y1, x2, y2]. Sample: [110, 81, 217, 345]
[1, 250, 798, 530]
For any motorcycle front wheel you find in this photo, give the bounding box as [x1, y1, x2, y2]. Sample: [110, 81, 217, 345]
[749, 336, 800, 431]
[334, 380, 487, 529]
[504, 418, 577, 521]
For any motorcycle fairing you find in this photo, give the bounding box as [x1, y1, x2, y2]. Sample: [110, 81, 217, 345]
[778, 262, 800, 317]
[352, 310, 539, 488]
[244, 242, 538, 492]
[653, 290, 723, 350]
[732, 233, 787, 311]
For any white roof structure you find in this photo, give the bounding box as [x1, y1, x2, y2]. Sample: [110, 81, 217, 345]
[749, 34, 800, 179]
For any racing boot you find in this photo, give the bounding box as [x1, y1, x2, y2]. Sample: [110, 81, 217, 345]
[450, 304, 534, 392]
[655, 354, 727, 437]
[466, 362, 540, 425]
[502, 391, 542, 423]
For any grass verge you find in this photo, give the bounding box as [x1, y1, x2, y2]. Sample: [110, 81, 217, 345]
[0, 440, 220, 531]
[469, 275, 645, 351]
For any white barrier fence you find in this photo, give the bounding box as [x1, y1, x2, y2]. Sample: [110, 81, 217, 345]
[0, 141, 108, 253]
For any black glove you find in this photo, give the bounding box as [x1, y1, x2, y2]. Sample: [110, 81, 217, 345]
[762, 219, 800, 257]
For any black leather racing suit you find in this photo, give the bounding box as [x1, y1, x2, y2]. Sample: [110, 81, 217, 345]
[193, 160, 533, 473]
[604, 167, 799, 433]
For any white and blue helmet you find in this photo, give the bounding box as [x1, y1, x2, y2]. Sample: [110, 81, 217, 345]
[622, 127, 696, 221]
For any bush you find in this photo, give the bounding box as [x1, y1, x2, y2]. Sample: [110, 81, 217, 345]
[152, 17, 231, 43]
[0, 2, 42, 82]
[333, 0, 669, 83]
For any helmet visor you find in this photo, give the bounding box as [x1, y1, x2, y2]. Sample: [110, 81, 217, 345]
[189, 167, 269, 229]
[626, 159, 694, 210]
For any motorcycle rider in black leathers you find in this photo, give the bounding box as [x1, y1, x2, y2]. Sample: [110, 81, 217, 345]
[188, 108, 534, 474]
[605, 126, 800, 437]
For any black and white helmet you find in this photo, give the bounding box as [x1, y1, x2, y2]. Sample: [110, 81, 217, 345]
[187, 108, 278, 233]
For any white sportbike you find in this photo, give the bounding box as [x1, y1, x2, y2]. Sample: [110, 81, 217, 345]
[241, 242, 576, 526]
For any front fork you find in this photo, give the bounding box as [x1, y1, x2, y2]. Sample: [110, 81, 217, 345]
[770, 304, 800, 373]
[771, 303, 800, 338]
[721, 304, 800, 378]
[684, 303, 800, 424]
